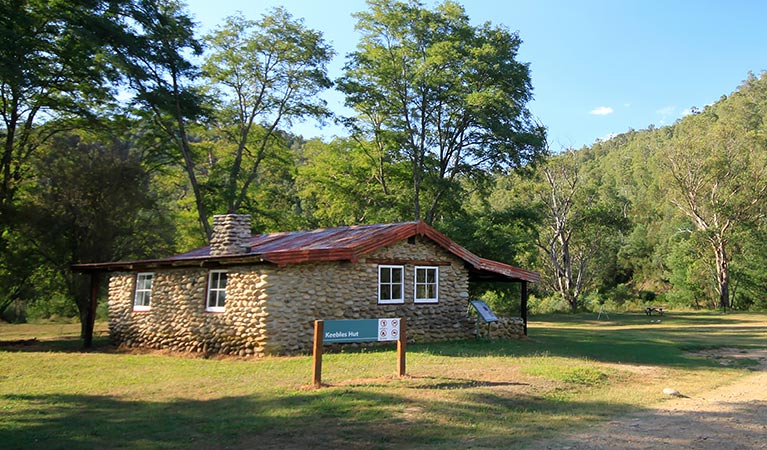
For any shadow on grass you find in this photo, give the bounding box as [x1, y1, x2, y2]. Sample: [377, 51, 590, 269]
[0, 388, 653, 450]
[406, 376, 530, 390]
[411, 314, 767, 369]
[0, 335, 112, 353]
[536, 311, 767, 327]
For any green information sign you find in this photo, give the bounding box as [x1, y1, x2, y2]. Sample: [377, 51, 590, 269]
[323, 318, 401, 343]
[312, 318, 406, 387]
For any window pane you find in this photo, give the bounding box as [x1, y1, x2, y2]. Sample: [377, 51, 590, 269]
[381, 284, 391, 300]
[134, 273, 154, 309]
[427, 285, 435, 299]
[392, 267, 402, 280]
[416, 285, 425, 299]
[218, 290, 226, 307]
[426, 269, 435, 283]
[381, 268, 391, 283]
[392, 284, 401, 299]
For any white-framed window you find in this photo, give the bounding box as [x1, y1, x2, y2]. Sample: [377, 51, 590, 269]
[133, 272, 154, 311]
[378, 265, 404, 304]
[414, 266, 439, 303]
[206, 270, 228, 312]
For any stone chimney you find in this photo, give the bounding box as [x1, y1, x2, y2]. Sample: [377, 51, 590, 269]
[210, 214, 252, 256]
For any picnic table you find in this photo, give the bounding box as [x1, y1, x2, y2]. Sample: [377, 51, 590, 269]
[645, 306, 664, 316]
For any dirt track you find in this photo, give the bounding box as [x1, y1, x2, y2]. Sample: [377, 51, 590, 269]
[536, 349, 767, 450]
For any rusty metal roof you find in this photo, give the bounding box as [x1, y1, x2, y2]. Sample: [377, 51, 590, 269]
[73, 221, 539, 283]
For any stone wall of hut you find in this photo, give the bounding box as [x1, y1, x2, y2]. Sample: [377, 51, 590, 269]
[108, 266, 272, 355]
[108, 236, 525, 356]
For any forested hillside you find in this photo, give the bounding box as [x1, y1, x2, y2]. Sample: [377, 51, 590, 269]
[1, 0, 765, 326]
[501, 73, 767, 313]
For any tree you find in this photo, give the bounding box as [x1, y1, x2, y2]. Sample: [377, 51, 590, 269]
[528, 150, 627, 311]
[0, 0, 142, 319]
[112, 0, 211, 240]
[202, 9, 334, 214]
[662, 74, 767, 310]
[22, 131, 174, 343]
[338, 0, 546, 224]
[296, 137, 410, 225]
[0, 0, 125, 231]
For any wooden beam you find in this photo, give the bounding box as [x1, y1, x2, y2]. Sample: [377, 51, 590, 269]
[83, 272, 101, 349]
[365, 258, 452, 266]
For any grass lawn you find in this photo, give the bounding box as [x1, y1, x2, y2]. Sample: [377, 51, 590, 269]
[1, 312, 766, 449]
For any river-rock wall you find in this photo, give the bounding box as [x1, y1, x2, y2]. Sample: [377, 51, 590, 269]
[108, 237, 524, 356]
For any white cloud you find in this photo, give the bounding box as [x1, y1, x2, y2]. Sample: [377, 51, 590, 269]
[656, 105, 676, 116]
[590, 106, 614, 115]
[656, 105, 684, 125]
[680, 108, 694, 117]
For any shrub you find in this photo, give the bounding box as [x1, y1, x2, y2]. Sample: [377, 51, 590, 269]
[529, 294, 570, 314]
[26, 294, 79, 321]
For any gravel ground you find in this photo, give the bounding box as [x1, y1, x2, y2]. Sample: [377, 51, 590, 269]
[534, 349, 767, 450]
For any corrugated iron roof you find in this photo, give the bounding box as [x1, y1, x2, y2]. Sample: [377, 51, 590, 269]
[72, 221, 539, 283]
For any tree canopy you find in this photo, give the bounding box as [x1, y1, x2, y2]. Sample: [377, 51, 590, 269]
[338, 0, 546, 223]
[2, 0, 767, 330]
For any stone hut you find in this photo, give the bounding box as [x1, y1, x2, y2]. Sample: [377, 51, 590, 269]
[74, 215, 538, 356]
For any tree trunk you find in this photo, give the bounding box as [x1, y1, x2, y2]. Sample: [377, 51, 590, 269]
[80, 306, 94, 348]
[1, 105, 18, 217]
[72, 272, 99, 348]
[171, 74, 211, 241]
[178, 135, 211, 240]
[412, 155, 421, 221]
[713, 237, 730, 311]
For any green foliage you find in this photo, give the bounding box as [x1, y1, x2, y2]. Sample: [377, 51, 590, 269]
[477, 289, 522, 317]
[26, 294, 79, 322]
[4, 0, 767, 337]
[296, 138, 410, 226]
[520, 72, 767, 312]
[338, 0, 546, 222]
[17, 130, 176, 331]
[664, 233, 710, 309]
[202, 9, 334, 216]
[607, 284, 633, 306]
[528, 294, 570, 314]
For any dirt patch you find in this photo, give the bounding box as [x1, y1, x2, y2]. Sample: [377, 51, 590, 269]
[533, 348, 767, 449]
[689, 347, 767, 369]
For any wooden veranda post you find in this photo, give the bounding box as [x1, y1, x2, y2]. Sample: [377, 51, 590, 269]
[521, 281, 529, 336]
[83, 271, 101, 349]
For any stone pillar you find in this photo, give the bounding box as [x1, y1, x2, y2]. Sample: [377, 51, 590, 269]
[210, 214, 252, 256]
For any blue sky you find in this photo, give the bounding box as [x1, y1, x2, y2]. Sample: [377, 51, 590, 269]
[185, 0, 767, 149]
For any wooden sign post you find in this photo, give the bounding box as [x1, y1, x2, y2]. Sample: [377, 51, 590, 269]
[312, 318, 406, 388]
[312, 320, 324, 388]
